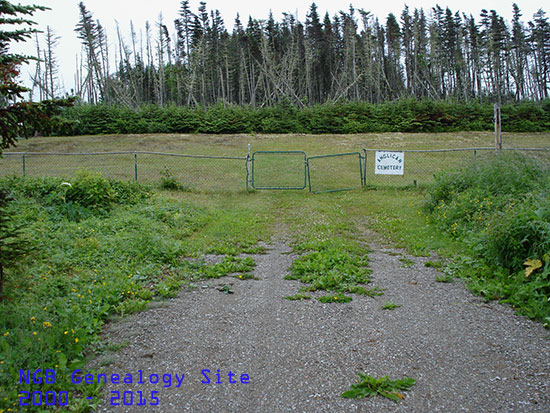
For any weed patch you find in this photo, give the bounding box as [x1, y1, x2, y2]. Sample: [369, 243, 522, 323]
[318, 293, 353, 303]
[285, 239, 374, 302]
[341, 374, 416, 402]
[381, 301, 402, 310]
[186, 256, 256, 279]
[283, 294, 312, 301]
[159, 167, 189, 192]
[399, 257, 415, 268]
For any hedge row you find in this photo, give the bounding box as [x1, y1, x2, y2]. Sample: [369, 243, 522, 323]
[50, 99, 550, 136]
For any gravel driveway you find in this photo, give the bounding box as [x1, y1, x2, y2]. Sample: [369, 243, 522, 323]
[93, 242, 550, 412]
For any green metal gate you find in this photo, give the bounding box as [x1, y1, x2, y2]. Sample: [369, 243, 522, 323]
[306, 152, 364, 193]
[251, 151, 307, 190]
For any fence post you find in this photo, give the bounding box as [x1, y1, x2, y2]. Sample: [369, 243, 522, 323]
[494, 103, 502, 151]
[22, 153, 26, 176]
[361, 143, 367, 186]
[246, 144, 251, 191]
[134, 153, 138, 182]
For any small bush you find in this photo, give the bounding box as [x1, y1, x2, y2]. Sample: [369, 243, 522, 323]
[159, 167, 187, 191]
[66, 170, 115, 208]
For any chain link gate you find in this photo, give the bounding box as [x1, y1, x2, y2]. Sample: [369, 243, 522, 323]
[306, 152, 365, 193]
[250, 151, 307, 190]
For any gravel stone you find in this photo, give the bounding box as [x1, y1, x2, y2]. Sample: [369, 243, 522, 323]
[92, 242, 550, 412]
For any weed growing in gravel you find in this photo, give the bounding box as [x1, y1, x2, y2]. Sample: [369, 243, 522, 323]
[341, 373, 416, 402]
[318, 293, 353, 303]
[344, 285, 384, 296]
[187, 256, 256, 279]
[399, 257, 415, 268]
[283, 294, 312, 301]
[216, 284, 234, 294]
[381, 301, 402, 310]
[285, 239, 373, 302]
[425, 260, 444, 269]
[235, 272, 258, 280]
[435, 274, 455, 283]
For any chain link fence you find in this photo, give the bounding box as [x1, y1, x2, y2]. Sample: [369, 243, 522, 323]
[1, 147, 549, 192]
[362, 147, 550, 187]
[0, 151, 248, 192]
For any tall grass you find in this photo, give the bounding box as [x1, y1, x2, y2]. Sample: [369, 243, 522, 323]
[426, 152, 550, 325]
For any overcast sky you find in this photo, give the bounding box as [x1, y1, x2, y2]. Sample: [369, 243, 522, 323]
[8, 0, 545, 95]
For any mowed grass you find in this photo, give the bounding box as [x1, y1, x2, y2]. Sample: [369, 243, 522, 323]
[2, 132, 549, 191]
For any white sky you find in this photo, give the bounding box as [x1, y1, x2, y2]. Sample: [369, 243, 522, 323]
[8, 0, 545, 95]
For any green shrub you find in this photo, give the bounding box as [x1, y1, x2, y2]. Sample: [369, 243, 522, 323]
[66, 170, 115, 209]
[426, 152, 550, 323]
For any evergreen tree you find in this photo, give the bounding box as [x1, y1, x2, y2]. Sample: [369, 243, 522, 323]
[0, 190, 28, 298]
[0, 0, 74, 153]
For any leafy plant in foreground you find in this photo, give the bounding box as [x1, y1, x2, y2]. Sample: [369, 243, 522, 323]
[341, 373, 416, 402]
[426, 153, 550, 324]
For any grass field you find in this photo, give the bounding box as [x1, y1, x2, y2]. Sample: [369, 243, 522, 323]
[1, 132, 549, 192]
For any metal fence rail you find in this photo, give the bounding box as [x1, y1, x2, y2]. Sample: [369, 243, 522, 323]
[1, 146, 549, 193]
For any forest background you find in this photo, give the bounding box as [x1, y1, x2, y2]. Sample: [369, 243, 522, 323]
[13, 1, 550, 134]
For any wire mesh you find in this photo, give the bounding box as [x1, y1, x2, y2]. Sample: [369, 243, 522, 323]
[307, 152, 363, 193]
[251, 151, 307, 189]
[0, 152, 247, 193]
[0, 153, 24, 176]
[135, 153, 246, 192]
[363, 148, 497, 187]
[25, 153, 136, 181]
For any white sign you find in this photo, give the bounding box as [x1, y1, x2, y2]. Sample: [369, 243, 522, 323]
[375, 151, 404, 175]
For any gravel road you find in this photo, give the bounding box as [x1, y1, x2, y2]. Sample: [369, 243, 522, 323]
[92, 242, 550, 412]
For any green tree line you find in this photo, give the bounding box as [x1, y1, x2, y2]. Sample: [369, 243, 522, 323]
[53, 99, 550, 135]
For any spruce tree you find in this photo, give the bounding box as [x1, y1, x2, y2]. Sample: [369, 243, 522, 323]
[0, 0, 73, 154]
